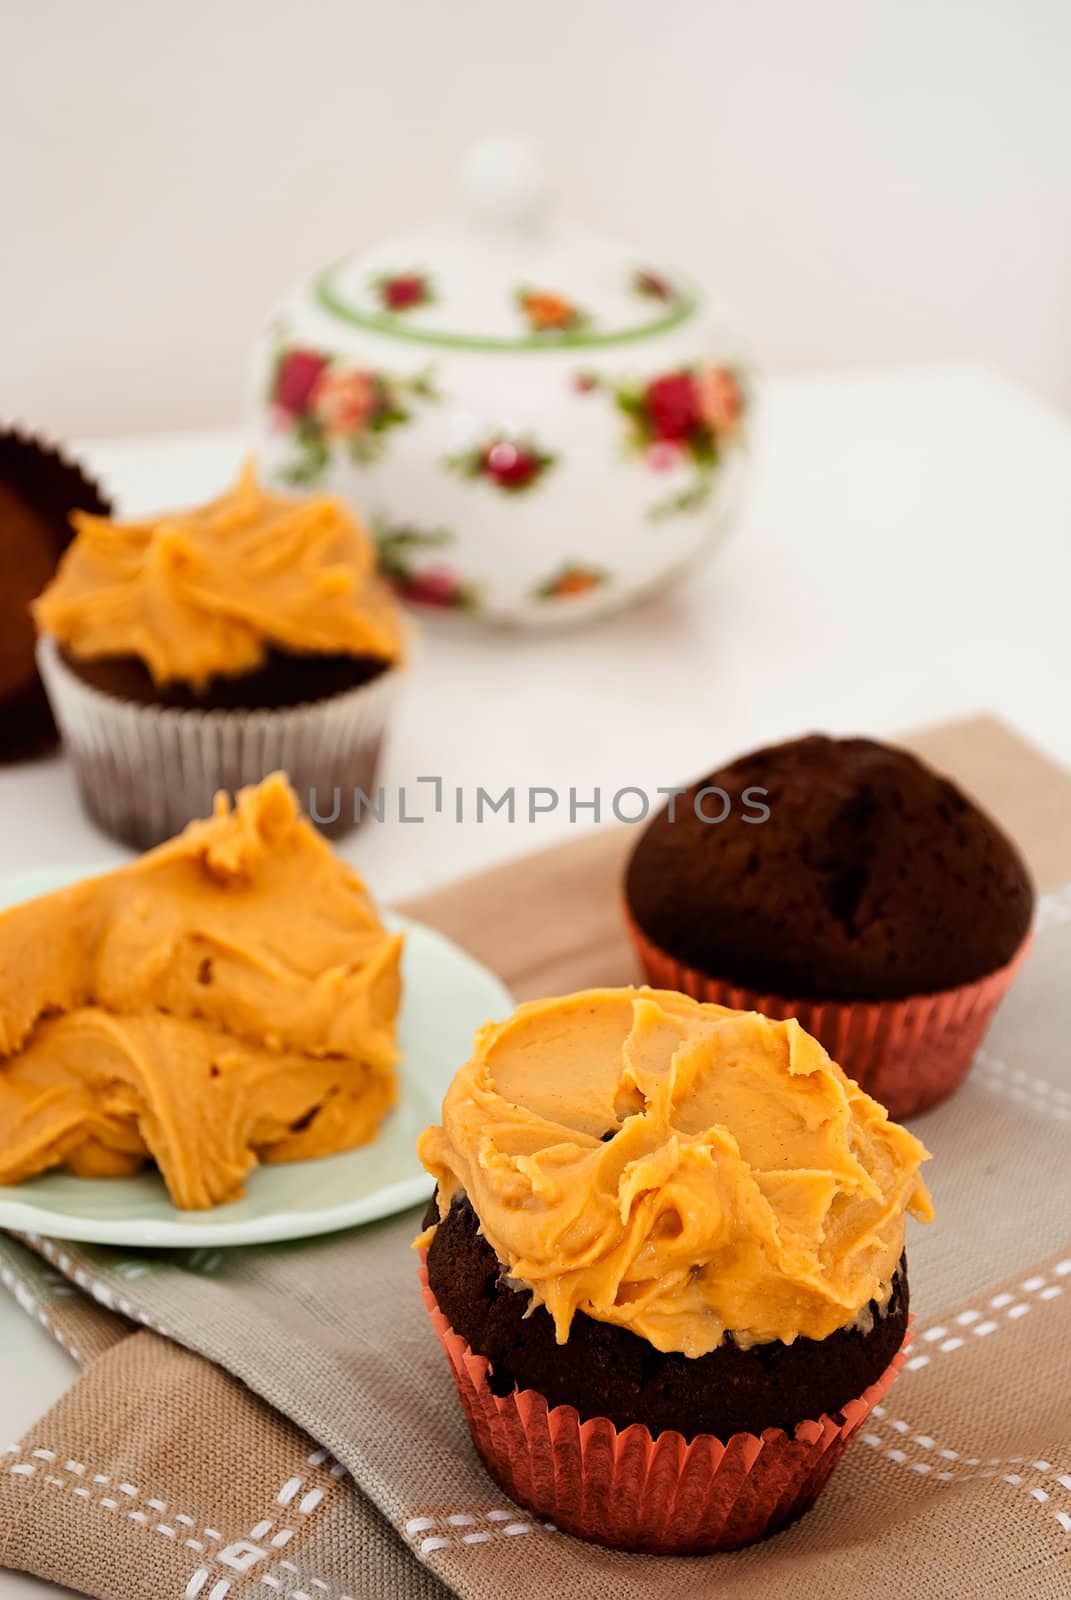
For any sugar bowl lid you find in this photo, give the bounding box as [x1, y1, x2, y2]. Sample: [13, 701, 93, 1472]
[311, 136, 700, 353]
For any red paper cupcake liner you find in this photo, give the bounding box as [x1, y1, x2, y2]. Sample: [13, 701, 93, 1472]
[625, 909, 1031, 1119]
[421, 1266, 909, 1555]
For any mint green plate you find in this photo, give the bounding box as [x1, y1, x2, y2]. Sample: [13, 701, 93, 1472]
[0, 867, 511, 1247]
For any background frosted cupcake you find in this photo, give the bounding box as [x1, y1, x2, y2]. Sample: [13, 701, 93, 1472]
[625, 734, 1034, 1117]
[0, 426, 110, 761]
[34, 460, 404, 846]
[417, 987, 932, 1554]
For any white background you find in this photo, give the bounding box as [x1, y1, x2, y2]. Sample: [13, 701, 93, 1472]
[3, 0, 1071, 439]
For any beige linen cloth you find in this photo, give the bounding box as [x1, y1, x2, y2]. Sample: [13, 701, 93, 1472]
[2, 715, 1070, 1600]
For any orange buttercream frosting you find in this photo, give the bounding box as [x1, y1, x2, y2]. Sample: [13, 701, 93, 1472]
[0, 774, 402, 1209]
[417, 988, 932, 1355]
[33, 461, 403, 689]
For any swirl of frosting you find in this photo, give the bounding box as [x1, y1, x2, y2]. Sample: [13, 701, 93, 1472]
[0, 774, 403, 1209]
[34, 460, 403, 689]
[417, 988, 932, 1356]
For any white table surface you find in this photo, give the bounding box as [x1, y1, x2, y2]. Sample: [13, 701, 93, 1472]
[2, 365, 1070, 1597]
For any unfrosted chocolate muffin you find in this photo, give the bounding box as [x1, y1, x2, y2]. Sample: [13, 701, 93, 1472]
[626, 734, 1034, 1002]
[426, 1191, 909, 1441]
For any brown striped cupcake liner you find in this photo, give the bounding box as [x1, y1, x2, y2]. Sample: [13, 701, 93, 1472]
[37, 634, 400, 849]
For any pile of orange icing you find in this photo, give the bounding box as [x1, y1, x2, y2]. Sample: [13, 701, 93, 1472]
[418, 988, 932, 1355]
[0, 774, 402, 1209]
[34, 461, 403, 689]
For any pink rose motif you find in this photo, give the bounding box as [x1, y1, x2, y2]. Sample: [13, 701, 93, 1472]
[447, 434, 554, 494]
[483, 440, 542, 490]
[647, 439, 685, 472]
[273, 349, 328, 417]
[695, 367, 744, 437]
[645, 372, 700, 442]
[311, 367, 377, 439]
[398, 568, 465, 608]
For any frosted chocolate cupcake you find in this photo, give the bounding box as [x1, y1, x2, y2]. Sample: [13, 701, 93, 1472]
[0, 428, 110, 760]
[625, 735, 1035, 1116]
[417, 987, 932, 1553]
[34, 461, 404, 846]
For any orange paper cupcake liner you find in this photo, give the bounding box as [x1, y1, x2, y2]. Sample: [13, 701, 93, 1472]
[421, 1266, 909, 1555]
[625, 909, 1031, 1119]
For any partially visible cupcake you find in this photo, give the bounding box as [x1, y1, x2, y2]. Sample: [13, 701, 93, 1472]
[417, 987, 932, 1554]
[0, 428, 111, 761]
[625, 734, 1034, 1117]
[34, 460, 404, 846]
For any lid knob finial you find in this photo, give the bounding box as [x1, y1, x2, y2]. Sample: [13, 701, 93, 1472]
[461, 134, 548, 231]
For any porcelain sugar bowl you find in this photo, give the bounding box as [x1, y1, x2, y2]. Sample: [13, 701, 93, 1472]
[248, 138, 751, 625]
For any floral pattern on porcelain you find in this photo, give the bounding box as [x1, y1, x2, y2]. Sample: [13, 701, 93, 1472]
[577, 362, 747, 520]
[532, 564, 609, 602]
[372, 271, 435, 312]
[631, 268, 678, 302]
[446, 434, 556, 494]
[515, 287, 589, 334]
[373, 520, 481, 611]
[267, 345, 439, 484]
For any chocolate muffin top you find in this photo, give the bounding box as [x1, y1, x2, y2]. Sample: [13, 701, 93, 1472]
[626, 734, 1034, 1001]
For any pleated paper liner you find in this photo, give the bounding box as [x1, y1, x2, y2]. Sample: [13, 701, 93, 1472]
[0, 428, 111, 762]
[625, 908, 1031, 1120]
[37, 635, 400, 849]
[421, 1267, 909, 1555]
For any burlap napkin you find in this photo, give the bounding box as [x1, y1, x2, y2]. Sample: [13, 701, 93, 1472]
[2, 716, 1070, 1599]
